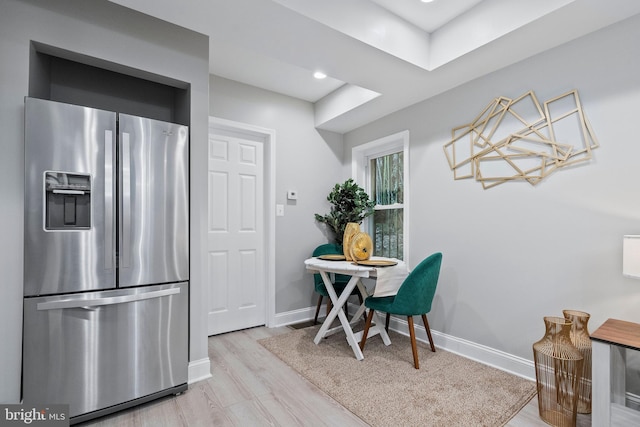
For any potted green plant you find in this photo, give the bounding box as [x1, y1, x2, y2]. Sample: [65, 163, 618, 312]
[314, 179, 375, 245]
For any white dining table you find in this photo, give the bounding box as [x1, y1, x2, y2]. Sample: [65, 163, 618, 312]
[304, 257, 394, 360]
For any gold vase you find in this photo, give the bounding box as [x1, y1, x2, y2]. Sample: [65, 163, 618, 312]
[533, 316, 583, 427]
[563, 310, 592, 414]
[342, 223, 360, 261]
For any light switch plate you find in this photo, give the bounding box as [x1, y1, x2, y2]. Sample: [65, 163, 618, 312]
[276, 204, 284, 216]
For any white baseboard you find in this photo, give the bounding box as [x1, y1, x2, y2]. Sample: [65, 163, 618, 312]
[273, 305, 323, 327]
[385, 315, 536, 381]
[628, 392, 640, 411]
[272, 305, 536, 381]
[188, 357, 212, 384]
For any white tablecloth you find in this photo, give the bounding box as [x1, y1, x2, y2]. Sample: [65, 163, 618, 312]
[371, 258, 409, 297]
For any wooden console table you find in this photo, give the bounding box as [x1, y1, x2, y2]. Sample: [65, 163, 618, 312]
[591, 318, 640, 426]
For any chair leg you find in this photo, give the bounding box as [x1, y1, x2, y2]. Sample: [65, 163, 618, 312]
[408, 316, 419, 369]
[313, 295, 323, 325]
[359, 309, 375, 350]
[326, 298, 333, 318]
[385, 313, 390, 332]
[422, 314, 436, 352]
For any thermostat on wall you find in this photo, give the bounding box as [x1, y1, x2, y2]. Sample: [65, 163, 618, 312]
[287, 190, 298, 200]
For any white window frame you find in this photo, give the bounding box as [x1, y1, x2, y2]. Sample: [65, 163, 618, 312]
[352, 130, 409, 261]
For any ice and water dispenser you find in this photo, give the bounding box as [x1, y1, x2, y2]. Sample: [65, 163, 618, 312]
[44, 171, 91, 230]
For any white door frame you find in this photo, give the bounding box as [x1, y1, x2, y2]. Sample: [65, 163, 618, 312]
[207, 116, 276, 328]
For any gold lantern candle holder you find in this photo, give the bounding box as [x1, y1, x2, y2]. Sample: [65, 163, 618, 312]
[562, 310, 592, 414]
[533, 316, 584, 427]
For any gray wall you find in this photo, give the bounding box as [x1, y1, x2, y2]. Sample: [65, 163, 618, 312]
[209, 75, 346, 313]
[210, 14, 640, 375]
[4, 0, 640, 406]
[0, 0, 210, 403]
[345, 13, 640, 361]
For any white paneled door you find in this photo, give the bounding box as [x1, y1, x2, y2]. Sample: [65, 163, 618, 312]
[207, 132, 265, 335]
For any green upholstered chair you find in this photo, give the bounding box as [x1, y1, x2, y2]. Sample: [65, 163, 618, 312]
[359, 252, 442, 369]
[312, 243, 363, 324]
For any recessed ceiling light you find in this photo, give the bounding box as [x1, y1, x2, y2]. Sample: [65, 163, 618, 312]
[421, 0, 434, 3]
[313, 71, 327, 79]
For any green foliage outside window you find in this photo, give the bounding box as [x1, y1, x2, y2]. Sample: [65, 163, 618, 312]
[371, 152, 404, 259]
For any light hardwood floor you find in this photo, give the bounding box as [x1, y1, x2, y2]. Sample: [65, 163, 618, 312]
[80, 326, 590, 426]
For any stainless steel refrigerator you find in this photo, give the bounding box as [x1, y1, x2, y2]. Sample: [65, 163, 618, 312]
[22, 97, 189, 423]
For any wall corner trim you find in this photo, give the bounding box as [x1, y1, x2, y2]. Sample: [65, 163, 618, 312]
[188, 357, 212, 384]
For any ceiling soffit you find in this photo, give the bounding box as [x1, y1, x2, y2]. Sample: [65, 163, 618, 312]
[272, 0, 575, 71]
[108, 0, 640, 133]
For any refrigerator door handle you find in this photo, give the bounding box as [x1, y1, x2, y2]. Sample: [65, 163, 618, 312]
[121, 132, 131, 268]
[105, 129, 114, 270]
[36, 287, 181, 311]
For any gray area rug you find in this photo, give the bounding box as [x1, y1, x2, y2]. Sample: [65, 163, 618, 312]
[259, 324, 536, 426]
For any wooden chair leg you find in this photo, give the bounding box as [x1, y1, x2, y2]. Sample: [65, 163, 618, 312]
[359, 309, 375, 350]
[313, 295, 323, 325]
[421, 314, 436, 352]
[326, 299, 333, 318]
[408, 316, 419, 369]
[385, 313, 390, 332]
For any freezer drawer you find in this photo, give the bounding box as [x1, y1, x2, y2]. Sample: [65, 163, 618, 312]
[22, 283, 188, 421]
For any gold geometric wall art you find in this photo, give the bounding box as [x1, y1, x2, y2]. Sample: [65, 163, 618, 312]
[443, 89, 599, 189]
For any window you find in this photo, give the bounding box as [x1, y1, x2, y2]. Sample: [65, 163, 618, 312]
[352, 131, 409, 261]
[371, 152, 404, 258]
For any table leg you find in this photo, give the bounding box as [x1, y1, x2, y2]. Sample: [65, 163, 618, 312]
[349, 280, 369, 324]
[313, 273, 365, 360]
[592, 340, 611, 426]
[352, 310, 391, 346]
[349, 281, 391, 347]
[611, 344, 627, 406]
[371, 311, 391, 345]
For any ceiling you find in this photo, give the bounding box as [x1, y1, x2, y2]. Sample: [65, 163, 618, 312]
[109, 0, 640, 133]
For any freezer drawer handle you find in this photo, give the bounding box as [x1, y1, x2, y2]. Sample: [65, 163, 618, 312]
[36, 288, 180, 311]
[52, 189, 85, 195]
